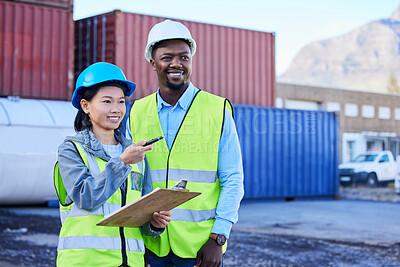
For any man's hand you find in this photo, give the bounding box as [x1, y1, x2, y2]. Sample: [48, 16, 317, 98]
[194, 238, 222, 267]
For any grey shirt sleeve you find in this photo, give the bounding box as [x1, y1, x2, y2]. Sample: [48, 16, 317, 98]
[141, 222, 164, 237]
[58, 141, 132, 211]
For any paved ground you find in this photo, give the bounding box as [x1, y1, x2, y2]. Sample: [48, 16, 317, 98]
[1, 188, 400, 266]
[234, 198, 400, 246]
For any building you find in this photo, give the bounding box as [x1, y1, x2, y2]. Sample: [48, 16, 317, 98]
[277, 83, 400, 162]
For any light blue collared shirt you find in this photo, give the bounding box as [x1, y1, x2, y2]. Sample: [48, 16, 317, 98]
[155, 83, 244, 238]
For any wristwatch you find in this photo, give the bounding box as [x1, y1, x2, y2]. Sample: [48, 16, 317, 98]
[210, 233, 227, 246]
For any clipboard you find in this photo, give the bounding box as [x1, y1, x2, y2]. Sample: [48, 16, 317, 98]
[97, 188, 201, 228]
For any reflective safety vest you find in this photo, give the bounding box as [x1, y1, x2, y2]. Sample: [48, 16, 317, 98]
[54, 141, 145, 267]
[130, 90, 231, 258]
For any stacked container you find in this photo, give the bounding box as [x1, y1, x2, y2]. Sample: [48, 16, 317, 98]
[0, 5, 339, 203]
[75, 10, 339, 200]
[0, 0, 74, 100]
[74, 10, 276, 106]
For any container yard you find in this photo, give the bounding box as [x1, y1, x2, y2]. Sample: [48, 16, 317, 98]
[75, 10, 275, 106]
[0, 2, 376, 266]
[0, 0, 336, 206]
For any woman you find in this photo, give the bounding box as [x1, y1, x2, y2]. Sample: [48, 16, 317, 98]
[54, 62, 171, 267]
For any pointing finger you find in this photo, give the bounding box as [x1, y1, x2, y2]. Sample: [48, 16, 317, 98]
[143, 144, 153, 151]
[136, 140, 147, 146]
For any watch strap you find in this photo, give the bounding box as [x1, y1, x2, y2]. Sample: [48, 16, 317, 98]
[209, 233, 218, 240]
[209, 233, 226, 246]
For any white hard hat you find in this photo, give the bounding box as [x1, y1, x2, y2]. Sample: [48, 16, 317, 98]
[144, 19, 197, 62]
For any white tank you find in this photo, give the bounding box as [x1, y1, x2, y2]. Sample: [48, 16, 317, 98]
[0, 97, 76, 205]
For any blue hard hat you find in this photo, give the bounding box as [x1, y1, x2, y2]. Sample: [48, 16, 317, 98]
[72, 62, 136, 109]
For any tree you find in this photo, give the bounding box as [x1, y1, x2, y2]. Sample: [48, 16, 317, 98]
[387, 72, 400, 93]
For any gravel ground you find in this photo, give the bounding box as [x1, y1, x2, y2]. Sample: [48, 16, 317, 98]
[340, 186, 400, 202]
[1, 187, 400, 266]
[0, 209, 59, 266]
[225, 231, 400, 267]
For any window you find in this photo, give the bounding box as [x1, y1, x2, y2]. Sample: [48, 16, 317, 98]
[275, 97, 283, 108]
[326, 102, 341, 112]
[379, 154, 389, 163]
[346, 141, 355, 162]
[285, 99, 320, 110]
[395, 108, 400, 120]
[362, 105, 375, 118]
[345, 103, 358, 117]
[378, 106, 391, 120]
[367, 140, 384, 150]
[352, 154, 377, 162]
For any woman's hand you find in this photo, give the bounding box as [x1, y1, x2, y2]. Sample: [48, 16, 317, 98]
[150, 211, 171, 229]
[119, 140, 153, 165]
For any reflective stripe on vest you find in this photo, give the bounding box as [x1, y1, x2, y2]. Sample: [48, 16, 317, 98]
[130, 90, 230, 258]
[60, 202, 121, 224]
[54, 141, 145, 266]
[150, 169, 217, 183]
[171, 208, 216, 222]
[58, 236, 145, 252]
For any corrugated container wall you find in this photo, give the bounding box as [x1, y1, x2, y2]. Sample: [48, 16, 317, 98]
[4, 0, 73, 9]
[0, 1, 74, 100]
[234, 105, 339, 199]
[75, 11, 275, 106]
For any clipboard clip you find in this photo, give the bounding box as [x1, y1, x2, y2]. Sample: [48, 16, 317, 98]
[172, 179, 188, 191]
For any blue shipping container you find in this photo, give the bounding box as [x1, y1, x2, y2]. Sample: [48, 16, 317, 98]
[233, 105, 339, 199]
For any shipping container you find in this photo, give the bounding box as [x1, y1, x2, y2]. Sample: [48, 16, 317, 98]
[233, 105, 339, 199]
[75, 10, 275, 106]
[3, 0, 73, 10]
[0, 1, 74, 100]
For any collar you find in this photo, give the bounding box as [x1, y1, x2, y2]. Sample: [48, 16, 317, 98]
[68, 128, 131, 161]
[157, 82, 196, 112]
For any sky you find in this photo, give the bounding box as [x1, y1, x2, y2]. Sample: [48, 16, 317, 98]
[74, 0, 400, 76]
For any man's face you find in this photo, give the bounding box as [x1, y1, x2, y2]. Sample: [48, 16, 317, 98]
[150, 39, 192, 91]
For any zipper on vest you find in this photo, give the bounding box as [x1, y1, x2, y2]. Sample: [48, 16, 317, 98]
[119, 182, 129, 267]
[162, 91, 202, 254]
[165, 152, 171, 189]
[164, 90, 202, 189]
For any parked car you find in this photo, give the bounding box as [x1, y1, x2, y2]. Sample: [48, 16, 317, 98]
[339, 150, 398, 187]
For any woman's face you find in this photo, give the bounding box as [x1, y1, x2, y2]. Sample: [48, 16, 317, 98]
[83, 86, 126, 132]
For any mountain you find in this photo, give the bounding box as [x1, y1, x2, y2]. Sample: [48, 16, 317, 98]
[278, 4, 400, 93]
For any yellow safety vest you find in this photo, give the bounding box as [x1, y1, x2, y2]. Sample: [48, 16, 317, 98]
[130, 90, 231, 258]
[54, 141, 145, 266]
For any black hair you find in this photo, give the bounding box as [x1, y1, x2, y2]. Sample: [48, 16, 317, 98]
[151, 39, 192, 59]
[74, 80, 128, 132]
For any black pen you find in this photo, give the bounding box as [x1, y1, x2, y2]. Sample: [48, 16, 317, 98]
[144, 136, 164, 146]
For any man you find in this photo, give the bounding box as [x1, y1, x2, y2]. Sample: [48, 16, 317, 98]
[129, 19, 244, 267]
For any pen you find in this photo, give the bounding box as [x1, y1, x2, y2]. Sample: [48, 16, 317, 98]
[144, 136, 164, 146]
